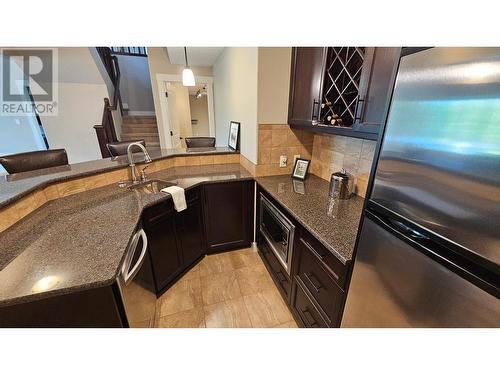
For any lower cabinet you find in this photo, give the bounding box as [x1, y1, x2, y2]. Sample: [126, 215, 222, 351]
[292, 230, 345, 327]
[143, 200, 184, 293]
[256, 187, 348, 328]
[203, 180, 254, 253]
[145, 181, 253, 295]
[176, 188, 205, 267]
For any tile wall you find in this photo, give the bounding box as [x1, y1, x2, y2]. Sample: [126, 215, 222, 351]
[256, 124, 314, 176]
[310, 134, 376, 197]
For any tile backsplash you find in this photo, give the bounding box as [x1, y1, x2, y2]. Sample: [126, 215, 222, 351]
[256, 124, 314, 176]
[310, 134, 376, 197]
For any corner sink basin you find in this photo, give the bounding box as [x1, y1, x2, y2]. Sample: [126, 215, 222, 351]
[127, 179, 176, 194]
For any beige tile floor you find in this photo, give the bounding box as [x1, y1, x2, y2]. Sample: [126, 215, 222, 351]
[155, 247, 299, 328]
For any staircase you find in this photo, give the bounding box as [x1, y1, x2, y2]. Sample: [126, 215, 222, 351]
[121, 115, 161, 150]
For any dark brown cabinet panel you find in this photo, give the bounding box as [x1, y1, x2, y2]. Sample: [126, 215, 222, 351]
[259, 240, 292, 301]
[289, 47, 400, 140]
[143, 202, 184, 292]
[203, 181, 253, 253]
[295, 237, 344, 326]
[288, 47, 326, 127]
[354, 47, 401, 135]
[292, 281, 328, 328]
[0, 285, 125, 327]
[176, 189, 205, 267]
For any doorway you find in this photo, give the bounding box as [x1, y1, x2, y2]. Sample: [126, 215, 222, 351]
[156, 74, 215, 149]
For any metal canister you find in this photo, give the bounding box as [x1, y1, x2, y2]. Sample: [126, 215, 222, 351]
[329, 168, 353, 199]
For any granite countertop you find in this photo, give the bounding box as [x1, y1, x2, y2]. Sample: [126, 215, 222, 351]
[0, 163, 252, 307]
[0, 147, 237, 209]
[256, 174, 365, 265]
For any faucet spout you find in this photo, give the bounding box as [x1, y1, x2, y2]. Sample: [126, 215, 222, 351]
[127, 142, 152, 182]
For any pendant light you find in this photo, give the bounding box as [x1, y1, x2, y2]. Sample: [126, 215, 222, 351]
[182, 47, 195, 86]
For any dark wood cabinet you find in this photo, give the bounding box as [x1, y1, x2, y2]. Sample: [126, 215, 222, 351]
[288, 47, 326, 127]
[353, 47, 401, 135]
[203, 180, 254, 253]
[176, 188, 205, 267]
[256, 186, 348, 328]
[290, 228, 348, 327]
[143, 200, 183, 293]
[288, 47, 400, 140]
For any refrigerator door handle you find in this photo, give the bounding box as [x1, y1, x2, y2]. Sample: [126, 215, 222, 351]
[387, 217, 430, 241]
[368, 209, 432, 251]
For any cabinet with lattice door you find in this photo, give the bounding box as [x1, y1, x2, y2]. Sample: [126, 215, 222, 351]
[288, 47, 400, 140]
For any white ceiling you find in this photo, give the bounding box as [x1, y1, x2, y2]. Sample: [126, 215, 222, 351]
[166, 47, 224, 67]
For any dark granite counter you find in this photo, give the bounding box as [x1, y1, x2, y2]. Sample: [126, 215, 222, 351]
[0, 147, 237, 209]
[0, 163, 252, 307]
[256, 174, 365, 265]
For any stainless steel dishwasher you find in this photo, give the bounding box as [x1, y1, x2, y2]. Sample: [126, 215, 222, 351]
[117, 227, 157, 328]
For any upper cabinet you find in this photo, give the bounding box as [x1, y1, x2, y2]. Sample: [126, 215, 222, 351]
[288, 47, 401, 140]
[288, 47, 327, 126]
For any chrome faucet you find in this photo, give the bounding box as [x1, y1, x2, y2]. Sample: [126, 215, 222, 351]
[127, 142, 153, 183]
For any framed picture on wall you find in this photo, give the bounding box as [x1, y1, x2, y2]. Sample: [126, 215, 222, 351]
[228, 121, 240, 150]
[292, 158, 310, 180]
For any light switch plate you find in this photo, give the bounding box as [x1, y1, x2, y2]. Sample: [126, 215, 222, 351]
[293, 154, 301, 165]
[279, 155, 288, 167]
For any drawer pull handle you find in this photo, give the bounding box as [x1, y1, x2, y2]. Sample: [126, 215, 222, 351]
[300, 238, 325, 260]
[304, 272, 323, 293]
[301, 308, 318, 328]
[300, 238, 340, 281]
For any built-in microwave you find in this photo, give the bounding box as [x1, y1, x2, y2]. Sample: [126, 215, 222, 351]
[259, 193, 295, 275]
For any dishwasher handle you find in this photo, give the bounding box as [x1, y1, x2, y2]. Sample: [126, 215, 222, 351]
[122, 229, 148, 285]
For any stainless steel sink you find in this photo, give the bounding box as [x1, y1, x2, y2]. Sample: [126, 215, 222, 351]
[127, 179, 176, 194]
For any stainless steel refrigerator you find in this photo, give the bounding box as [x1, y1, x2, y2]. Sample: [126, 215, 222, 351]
[341, 47, 500, 327]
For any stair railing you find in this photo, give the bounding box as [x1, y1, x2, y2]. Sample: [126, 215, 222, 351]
[93, 47, 122, 158]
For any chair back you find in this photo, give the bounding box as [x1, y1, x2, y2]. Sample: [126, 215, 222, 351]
[0, 149, 69, 174]
[107, 140, 145, 157]
[185, 137, 216, 148]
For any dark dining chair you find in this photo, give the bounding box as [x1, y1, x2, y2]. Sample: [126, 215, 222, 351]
[0, 149, 69, 174]
[107, 140, 145, 157]
[185, 137, 216, 148]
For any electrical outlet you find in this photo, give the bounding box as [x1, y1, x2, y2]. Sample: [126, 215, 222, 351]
[293, 154, 301, 165]
[279, 155, 288, 167]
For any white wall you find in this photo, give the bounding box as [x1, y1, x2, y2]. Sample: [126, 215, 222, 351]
[39, 82, 107, 164]
[258, 47, 292, 124]
[116, 54, 155, 114]
[189, 95, 210, 136]
[213, 47, 259, 164]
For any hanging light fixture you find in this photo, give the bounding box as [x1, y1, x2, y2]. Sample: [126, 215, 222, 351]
[182, 47, 195, 86]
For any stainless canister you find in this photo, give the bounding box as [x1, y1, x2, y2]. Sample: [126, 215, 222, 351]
[329, 168, 353, 199]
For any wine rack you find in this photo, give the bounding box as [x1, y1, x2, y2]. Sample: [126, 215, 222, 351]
[320, 47, 365, 127]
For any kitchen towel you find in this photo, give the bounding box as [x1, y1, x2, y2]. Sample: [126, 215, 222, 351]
[160, 186, 187, 212]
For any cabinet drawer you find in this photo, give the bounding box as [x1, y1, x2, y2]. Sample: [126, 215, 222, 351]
[299, 230, 347, 289]
[143, 200, 174, 228]
[296, 239, 344, 326]
[258, 240, 291, 300]
[292, 281, 328, 328]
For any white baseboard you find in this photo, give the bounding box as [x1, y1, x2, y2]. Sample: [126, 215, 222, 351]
[126, 110, 156, 116]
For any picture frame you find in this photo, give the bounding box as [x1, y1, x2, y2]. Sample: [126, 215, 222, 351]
[291, 158, 310, 180]
[228, 121, 240, 150]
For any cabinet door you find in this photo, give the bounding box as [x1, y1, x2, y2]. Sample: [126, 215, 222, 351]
[177, 194, 205, 267]
[203, 181, 253, 253]
[354, 47, 401, 135]
[144, 210, 183, 292]
[288, 47, 326, 127]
